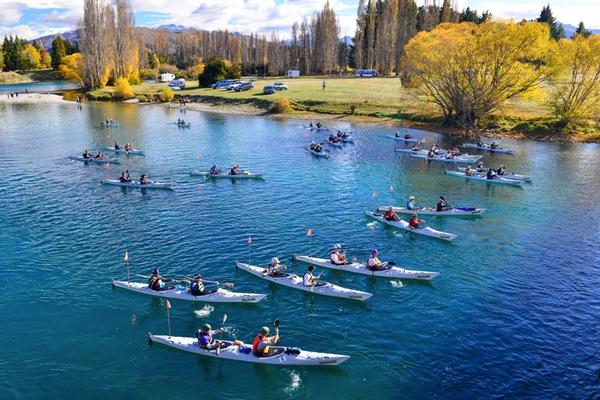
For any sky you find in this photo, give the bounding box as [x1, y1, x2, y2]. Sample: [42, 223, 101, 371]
[0, 0, 599, 41]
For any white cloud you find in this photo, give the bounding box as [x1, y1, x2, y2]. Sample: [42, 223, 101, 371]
[0, 2, 24, 24]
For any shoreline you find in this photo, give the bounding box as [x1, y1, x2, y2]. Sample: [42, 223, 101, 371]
[0, 93, 71, 104]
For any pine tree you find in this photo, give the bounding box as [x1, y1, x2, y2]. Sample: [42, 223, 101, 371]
[51, 36, 66, 70]
[574, 21, 591, 38]
[536, 5, 565, 40]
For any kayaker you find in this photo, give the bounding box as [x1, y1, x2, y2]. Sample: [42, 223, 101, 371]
[190, 274, 205, 296]
[316, 122, 322, 128]
[329, 244, 346, 265]
[148, 268, 165, 291]
[124, 170, 131, 182]
[436, 196, 449, 212]
[210, 164, 220, 175]
[486, 168, 497, 180]
[252, 326, 279, 356]
[406, 196, 418, 210]
[230, 164, 241, 175]
[309, 122, 314, 128]
[196, 323, 224, 350]
[119, 172, 128, 183]
[490, 142, 498, 149]
[496, 165, 506, 176]
[177, 118, 181, 124]
[82, 150, 92, 159]
[411, 145, 421, 152]
[395, 131, 400, 138]
[114, 141, 120, 150]
[140, 174, 150, 184]
[408, 214, 424, 229]
[124, 143, 132, 151]
[384, 206, 400, 221]
[476, 161, 485, 172]
[303, 265, 318, 287]
[94, 151, 105, 159]
[265, 257, 286, 277]
[403, 132, 412, 139]
[465, 166, 473, 176]
[328, 134, 338, 143]
[367, 249, 384, 271]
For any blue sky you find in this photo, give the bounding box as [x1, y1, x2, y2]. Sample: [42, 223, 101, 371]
[1, 0, 598, 41]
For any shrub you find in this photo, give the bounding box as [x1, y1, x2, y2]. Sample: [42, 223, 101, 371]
[136, 94, 148, 102]
[271, 97, 290, 113]
[199, 57, 228, 87]
[114, 77, 134, 100]
[87, 89, 112, 101]
[350, 104, 357, 114]
[160, 88, 175, 102]
[159, 64, 178, 75]
[185, 64, 205, 79]
[139, 68, 157, 81]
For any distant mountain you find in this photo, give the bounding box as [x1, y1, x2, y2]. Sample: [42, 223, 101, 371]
[157, 24, 187, 33]
[33, 30, 79, 50]
[560, 23, 600, 38]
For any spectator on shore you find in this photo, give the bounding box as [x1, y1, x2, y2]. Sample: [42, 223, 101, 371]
[322, 80, 326, 91]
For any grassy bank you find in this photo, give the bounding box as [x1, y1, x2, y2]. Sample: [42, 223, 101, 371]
[111, 76, 597, 142]
[0, 69, 61, 84]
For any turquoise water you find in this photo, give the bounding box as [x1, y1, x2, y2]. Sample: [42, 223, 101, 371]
[0, 80, 79, 94]
[1, 102, 599, 399]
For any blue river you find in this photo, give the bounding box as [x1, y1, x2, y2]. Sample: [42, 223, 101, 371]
[0, 101, 599, 399]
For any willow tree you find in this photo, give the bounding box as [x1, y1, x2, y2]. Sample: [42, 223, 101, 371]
[547, 35, 600, 129]
[79, 0, 114, 88]
[404, 21, 551, 127]
[113, 0, 137, 81]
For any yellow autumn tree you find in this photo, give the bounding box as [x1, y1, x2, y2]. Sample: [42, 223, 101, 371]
[546, 35, 600, 129]
[114, 77, 135, 99]
[58, 53, 84, 85]
[20, 44, 41, 69]
[404, 21, 552, 127]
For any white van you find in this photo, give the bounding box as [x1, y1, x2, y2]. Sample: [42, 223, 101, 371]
[159, 73, 175, 82]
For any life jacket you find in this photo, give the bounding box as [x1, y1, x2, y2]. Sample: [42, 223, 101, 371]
[384, 210, 395, 220]
[252, 335, 262, 353]
[409, 218, 419, 228]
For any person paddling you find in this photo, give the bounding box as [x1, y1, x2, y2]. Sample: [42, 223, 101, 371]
[436, 196, 450, 212]
[230, 164, 241, 175]
[329, 244, 346, 265]
[197, 323, 225, 350]
[406, 196, 418, 210]
[465, 165, 473, 176]
[190, 274, 205, 296]
[408, 214, 423, 229]
[303, 265, 319, 287]
[82, 150, 92, 159]
[367, 249, 385, 271]
[486, 168, 497, 180]
[210, 164, 220, 175]
[140, 174, 150, 184]
[252, 325, 279, 357]
[496, 165, 506, 176]
[384, 206, 400, 221]
[114, 141, 121, 150]
[148, 268, 165, 291]
[94, 151, 105, 159]
[265, 257, 286, 277]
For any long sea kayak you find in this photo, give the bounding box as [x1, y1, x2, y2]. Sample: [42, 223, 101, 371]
[365, 210, 458, 241]
[70, 155, 120, 164]
[457, 167, 532, 182]
[170, 123, 191, 128]
[306, 147, 331, 158]
[410, 152, 482, 163]
[104, 146, 145, 155]
[386, 135, 421, 143]
[293, 255, 439, 280]
[148, 334, 350, 366]
[101, 122, 119, 127]
[112, 280, 266, 303]
[462, 143, 514, 154]
[101, 179, 174, 190]
[326, 140, 343, 148]
[235, 262, 372, 301]
[376, 205, 486, 217]
[190, 171, 264, 179]
[445, 170, 522, 187]
[395, 148, 427, 154]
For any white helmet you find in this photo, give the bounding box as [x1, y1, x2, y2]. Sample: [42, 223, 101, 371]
[333, 243, 342, 250]
[271, 257, 279, 264]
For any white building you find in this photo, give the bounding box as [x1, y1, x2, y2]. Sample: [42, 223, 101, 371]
[286, 69, 300, 78]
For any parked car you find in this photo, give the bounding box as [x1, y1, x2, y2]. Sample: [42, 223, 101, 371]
[211, 79, 233, 89]
[168, 78, 186, 89]
[263, 85, 276, 94]
[226, 80, 243, 90]
[235, 81, 254, 92]
[273, 82, 288, 90]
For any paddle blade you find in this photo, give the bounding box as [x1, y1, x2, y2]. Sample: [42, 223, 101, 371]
[222, 314, 228, 325]
[124, 250, 129, 262]
[274, 319, 280, 328]
[165, 299, 172, 309]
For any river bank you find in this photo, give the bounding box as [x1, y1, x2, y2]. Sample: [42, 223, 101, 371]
[0, 93, 71, 104]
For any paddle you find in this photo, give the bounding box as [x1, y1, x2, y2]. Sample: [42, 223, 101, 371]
[274, 319, 280, 343]
[135, 274, 234, 288]
[216, 313, 227, 355]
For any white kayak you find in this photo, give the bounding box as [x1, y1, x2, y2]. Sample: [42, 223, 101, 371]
[190, 171, 264, 179]
[326, 140, 343, 148]
[235, 262, 372, 301]
[337, 136, 354, 143]
[462, 143, 514, 154]
[101, 179, 174, 190]
[104, 146, 145, 155]
[410, 152, 482, 163]
[306, 147, 331, 158]
[457, 167, 532, 182]
[171, 123, 191, 128]
[293, 255, 439, 280]
[376, 205, 486, 217]
[112, 280, 266, 303]
[148, 334, 350, 366]
[70, 155, 120, 164]
[445, 170, 523, 187]
[365, 210, 458, 242]
[395, 148, 427, 154]
[386, 135, 421, 143]
[101, 122, 119, 127]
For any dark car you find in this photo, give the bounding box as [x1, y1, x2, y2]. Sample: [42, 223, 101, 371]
[235, 81, 254, 92]
[263, 85, 276, 94]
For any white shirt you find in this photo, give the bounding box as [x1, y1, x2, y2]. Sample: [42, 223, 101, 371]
[303, 271, 314, 286]
[330, 252, 340, 263]
[368, 256, 380, 268]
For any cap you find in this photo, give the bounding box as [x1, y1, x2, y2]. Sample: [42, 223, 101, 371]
[271, 257, 279, 264]
[333, 243, 342, 249]
[371, 249, 378, 254]
[202, 323, 212, 332]
[261, 326, 270, 335]
[308, 265, 315, 271]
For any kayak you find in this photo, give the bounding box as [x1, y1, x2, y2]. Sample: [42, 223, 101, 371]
[336, 136, 354, 143]
[293, 255, 439, 281]
[410, 152, 482, 163]
[101, 179, 174, 190]
[395, 148, 426, 154]
[306, 147, 331, 158]
[457, 167, 532, 182]
[190, 171, 264, 179]
[70, 155, 120, 164]
[112, 280, 266, 303]
[170, 123, 191, 128]
[365, 210, 458, 241]
[445, 170, 523, 187]
[148, 334, 350, 366]
[104, 146, 145, 156]
[101, 122, 119, 127]
[235, 262, 372, 301]
[462, 143, 514, 154]
[386, 135, 421, 143]
[376, 205, 486, 217]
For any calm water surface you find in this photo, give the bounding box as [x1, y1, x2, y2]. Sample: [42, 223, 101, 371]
[0, 101, 599, 399]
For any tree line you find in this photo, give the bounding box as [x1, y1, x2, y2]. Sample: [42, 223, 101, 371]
[1, 35, 76, 71]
